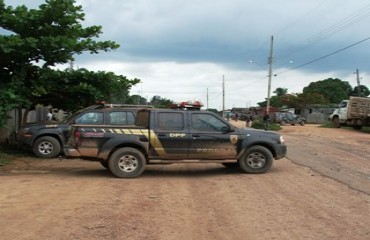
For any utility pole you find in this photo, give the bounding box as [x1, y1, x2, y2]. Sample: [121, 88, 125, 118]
[222, 75, 225, 117]
[266, 35, 274, 115]
[206, 88, 209, 110]
[69, 60, 74, 71]
[355, 68, 361, 97]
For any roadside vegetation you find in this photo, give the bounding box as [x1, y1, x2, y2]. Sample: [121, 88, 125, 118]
[251, 119, 282, 131]
[321, 121, 370, 133]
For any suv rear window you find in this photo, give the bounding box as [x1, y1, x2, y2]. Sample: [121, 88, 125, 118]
[109, 111, 135, 125]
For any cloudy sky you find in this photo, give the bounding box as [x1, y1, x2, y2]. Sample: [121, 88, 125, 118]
[4, 0, 370, 109]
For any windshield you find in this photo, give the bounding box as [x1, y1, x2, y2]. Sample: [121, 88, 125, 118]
[60, 111, 82, 123]
[60, 105, 101, 123]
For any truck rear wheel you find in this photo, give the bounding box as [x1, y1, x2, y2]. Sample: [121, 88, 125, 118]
[238, 146, 273, 174]
[108, 147, 146, 178]
[32, 136, 61, 158]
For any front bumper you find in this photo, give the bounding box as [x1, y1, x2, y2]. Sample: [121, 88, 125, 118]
[275, 144, 287, 160]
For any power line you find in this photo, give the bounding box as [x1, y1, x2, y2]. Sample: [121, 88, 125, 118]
[275, 36, 370, 76]
[275, 3, 370, 68]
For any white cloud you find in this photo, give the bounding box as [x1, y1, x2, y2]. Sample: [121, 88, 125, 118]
[77, 59, 366, 109]
[4, 0, 370, 110]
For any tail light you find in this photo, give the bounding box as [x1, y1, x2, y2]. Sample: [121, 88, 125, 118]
[74, 129, 81, 146]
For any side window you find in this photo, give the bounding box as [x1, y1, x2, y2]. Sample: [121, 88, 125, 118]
[192, 113, 228, 132]
[109, 111, 135, 125]
[158, 113, 184, 130]
[339, 101, 347, 108]
[75, 112, 103, 124]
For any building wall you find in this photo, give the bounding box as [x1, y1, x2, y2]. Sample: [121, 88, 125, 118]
[301, 107, 336, 124]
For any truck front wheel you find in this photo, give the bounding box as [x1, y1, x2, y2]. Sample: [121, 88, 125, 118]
[332, 116, 341, 128]
[108, 147, 146, 178]
[238, 146, 273, 174]
[33, 136, 61, 158]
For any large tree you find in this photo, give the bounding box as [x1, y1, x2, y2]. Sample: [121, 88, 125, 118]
[35, 68, 140, 112]
[302, 78, 352, 104]
[352, 85, 370, 97]
[0, 0, 121, 127]
[281, 92, 328, 109]
[150, 95, 173, 108]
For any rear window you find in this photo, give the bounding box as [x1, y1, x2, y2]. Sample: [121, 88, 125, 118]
[158, 112, 184, 130]
[109, 111, 135, 125]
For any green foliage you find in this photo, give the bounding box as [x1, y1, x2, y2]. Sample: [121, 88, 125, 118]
[0, 0, 123, 127]
[303, 78, 352, 104]
[281, 92, 328, 109]
[150, 95, 173, 108]
[259, 78, 352, 110]
[352, 85, 370, 97]
[320, 121, 336, 128]
[33, 68, 140, 112]
[126, 95, 148, 105]
[0, 144, 30, 166]
[273, 88, 288, 97]
[251, 119, 282, 131]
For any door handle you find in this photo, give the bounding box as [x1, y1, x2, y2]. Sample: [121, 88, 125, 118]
[192, 134, 200, 138]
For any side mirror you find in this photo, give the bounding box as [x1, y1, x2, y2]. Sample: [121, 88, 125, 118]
[221, 126, 233, 133]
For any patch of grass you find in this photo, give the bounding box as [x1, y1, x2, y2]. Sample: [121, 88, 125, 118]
[361, 127, 370, 133]
[320, 121, 370, 133]
[0, 144, 30, 167]
[251, 120, 282, 131]
[0, 149, 11, 166]
[320, 121, 336, 128]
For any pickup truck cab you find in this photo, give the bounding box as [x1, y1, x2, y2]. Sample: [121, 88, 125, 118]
[16, 104, 147, 158]
[64, 108, 287, 178]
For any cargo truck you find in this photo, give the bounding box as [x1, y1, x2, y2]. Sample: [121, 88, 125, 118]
[330, 96, 370, 130]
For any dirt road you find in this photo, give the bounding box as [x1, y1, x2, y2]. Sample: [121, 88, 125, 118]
[0, 124, 369, 240]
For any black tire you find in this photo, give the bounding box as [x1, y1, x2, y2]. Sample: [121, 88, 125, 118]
[300, 121, 305, 126]
[32, 136, 61, 158]
[353, 125, 362, 130]
[238, 146, 273, 174]
[100, 161, 109, 169]
[222, 162, 239, 168]
[280, 120, 286, 126]
[108, 147, 146, 178]
[332, 117, 341, 128]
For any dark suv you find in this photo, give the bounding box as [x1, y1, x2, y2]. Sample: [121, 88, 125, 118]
[273, 112, 305, 126]
[16, 104, 149, 158]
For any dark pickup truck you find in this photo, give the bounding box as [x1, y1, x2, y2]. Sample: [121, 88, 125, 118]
[64, 108, 287, 178]
[16, 104, 146, 158]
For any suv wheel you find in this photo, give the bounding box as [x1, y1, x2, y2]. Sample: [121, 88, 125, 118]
[238, 146, 273, 173]
[109, 147, 146, 178]
[33, 136, 61, 158]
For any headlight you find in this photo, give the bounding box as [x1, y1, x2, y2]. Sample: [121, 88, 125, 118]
[279, 136, 285, 144]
